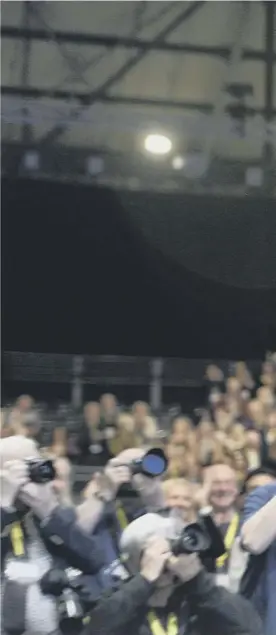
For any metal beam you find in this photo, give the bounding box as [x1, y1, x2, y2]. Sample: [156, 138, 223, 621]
[264, 2, 275, 141]
[2, 25, 274, 62]
[3, 84, 275, 117]
[40, 2, 206, 144]
[21, 1, 32, 143]
[264, 2, 275, 122]
[263, 0, 275, 186]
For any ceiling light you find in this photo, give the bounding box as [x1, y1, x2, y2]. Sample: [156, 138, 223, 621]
[245, 166, 263, 187]
[172, 156, 187, 170]
[87, 156, 104, 176]
[23, 150, 40, 170]
[144, 134, 172, 155]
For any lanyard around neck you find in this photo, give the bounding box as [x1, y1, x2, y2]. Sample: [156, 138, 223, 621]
[10, 521, 25, 557]
[216, 512, 239, 569]
[116, 505, 178, 634]
[115, 501, 129, 530]
[148, 610, 178, 635]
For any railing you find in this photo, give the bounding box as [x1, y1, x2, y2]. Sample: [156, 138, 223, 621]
[2, 351, 261, 410]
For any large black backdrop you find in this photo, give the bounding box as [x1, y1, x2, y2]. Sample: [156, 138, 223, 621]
[2, 177, 276, 359]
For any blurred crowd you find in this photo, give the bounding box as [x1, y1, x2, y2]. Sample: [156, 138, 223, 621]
[2, 355, 276, 499]
[1, 354, 276, 635]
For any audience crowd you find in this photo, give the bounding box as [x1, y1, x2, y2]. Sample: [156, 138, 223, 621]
[2, 356, 276, 494]
[1, 353, 276, 635]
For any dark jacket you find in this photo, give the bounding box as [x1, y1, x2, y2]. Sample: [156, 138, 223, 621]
[81, 571, 263, 635]
[240, 483, 276, 635]
[1, 505, 105, 635]
[1, 505, 104, 574]
[77, 422, 111, 466]
[82, 501, 223, 598]
[78, 496, 147, 598]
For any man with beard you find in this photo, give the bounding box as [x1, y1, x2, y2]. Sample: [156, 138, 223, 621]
[198, 464, 240, 587]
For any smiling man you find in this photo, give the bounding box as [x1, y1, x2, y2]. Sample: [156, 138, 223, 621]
[202, 464, 240, 587]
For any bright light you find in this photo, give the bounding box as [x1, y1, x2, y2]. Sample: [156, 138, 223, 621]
[23, 151, 40, 170]
[87, 156, 104, 175]
[144, 134, 172, 155]
[172, 156, 186, 170]
[245, 167, 263, 187]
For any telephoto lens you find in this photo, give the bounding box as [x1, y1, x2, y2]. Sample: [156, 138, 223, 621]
[130, 448, 168, 478]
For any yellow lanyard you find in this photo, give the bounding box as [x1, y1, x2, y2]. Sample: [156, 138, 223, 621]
[216, 513, 239, 569]
[115, 502, 129, 530]
[10, 521, 25, 557]
[148, 610, 178, 635]
[116, 505, 178, 634]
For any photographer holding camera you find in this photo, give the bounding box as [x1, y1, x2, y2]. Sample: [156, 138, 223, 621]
[76, 447, 167, 586]
[0, 435, 104, 635]
[81, 513, 263, 635]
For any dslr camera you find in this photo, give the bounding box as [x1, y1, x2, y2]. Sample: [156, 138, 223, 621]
[40, 567, 85, 635]
[170, 513, 225, 558]
[26, 458, 56, 484]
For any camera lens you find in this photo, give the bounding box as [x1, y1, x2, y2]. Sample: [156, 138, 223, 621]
[171, 523, 211, 555]
[140, 448, 168, 477]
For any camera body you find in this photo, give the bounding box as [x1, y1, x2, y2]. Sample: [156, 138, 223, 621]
[26, 458, 56, 484]
[170, 522, 211, 556]
[170, 513, 225, 558]
[40, 567, 84, 635]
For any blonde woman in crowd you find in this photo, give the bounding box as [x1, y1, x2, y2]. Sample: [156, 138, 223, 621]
[107, 413, 138, 456]
[235, 361, 255, 391]
[165, 442, 187, 478]
[170, 416, 197, 459]
[247, 399, 266, 429]
[260, 358, 276, 389]
[244, 430, 262, 470]
[256, 386, 275, 414]
[132, 401, 158, 444]
[162, 478, 197, 522]
[170, 416, 192, 440]
[165, 443, 200, 481]
[131, 401, 158, 442]
[196, 418, 216, 465]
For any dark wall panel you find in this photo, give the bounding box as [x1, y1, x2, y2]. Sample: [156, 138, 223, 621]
[2, 177, 276, 358]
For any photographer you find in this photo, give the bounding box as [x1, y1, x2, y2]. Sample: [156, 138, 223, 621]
[81, 513, 263, 635]
[77, 448, 166, 586]
[0, 435, 104, 635]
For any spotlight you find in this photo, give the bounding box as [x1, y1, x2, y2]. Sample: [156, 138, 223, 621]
[144, 134, 172, 156]
[23, 150, 40, 171]
[245, 167, 263, 187]
[172, 156, 186, 170]
[86, 156, 104, 176]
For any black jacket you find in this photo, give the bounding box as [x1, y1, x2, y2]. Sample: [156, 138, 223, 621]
[1, 505, 104, 574]
[81, 571, 263, 635]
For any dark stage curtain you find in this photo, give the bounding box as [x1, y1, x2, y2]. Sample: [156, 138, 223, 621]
[2, 177, 276, 358]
